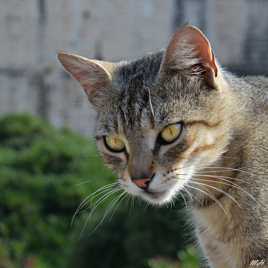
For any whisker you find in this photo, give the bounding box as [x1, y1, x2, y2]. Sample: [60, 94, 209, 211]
[182, 187, 194, 203]
[192, 176, 262, 207]
[170, 170, 248, 185]
[186, 184, 228, 217]
[80, 188, 122, 236]
[78, 183, 119, 211]
[89, 184, 120, 202]
[179, 191, 188, 208]
[76, 180, 117, 187]
[89, 182, 119, 199]
[169, 167, 259, 186]
[169, 171, 239, 192]
[71, 183, 119, 226]
[131, 195, 136, 210]
[167, 172, 263, 209]
[190, 180, 241, 208]
[170, 174, 241, 208]
[170, 164, 267, 178]
[190, 172, 251, 185]
[109, 192, 128, 221]
[89, 191, 126, 235]
[169, 195, 176, 209]
[200, 166, 266, 176]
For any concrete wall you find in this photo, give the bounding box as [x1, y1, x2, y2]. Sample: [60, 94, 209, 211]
[174, 0, 268, 73]
[0, 0, 174, 135]
[1, 0, 268, 135]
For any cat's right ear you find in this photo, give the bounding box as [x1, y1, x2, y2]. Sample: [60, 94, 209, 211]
[159, 25, 219, 89]
[57, 52, 115, 108]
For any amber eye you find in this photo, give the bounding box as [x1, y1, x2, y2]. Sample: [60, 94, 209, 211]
[104, 135, 125, 152]
[160, 123, 182, 144]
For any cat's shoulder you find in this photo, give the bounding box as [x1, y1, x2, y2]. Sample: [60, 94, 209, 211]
[243, 75, 268, 92]
[242, 75, 268, 109]
[227, 73, 268, 103]
[225, 73, 268, 123]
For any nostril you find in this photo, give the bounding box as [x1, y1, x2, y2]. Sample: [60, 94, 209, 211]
[132, 174, 155, 190]
[132, 178, 151, 189]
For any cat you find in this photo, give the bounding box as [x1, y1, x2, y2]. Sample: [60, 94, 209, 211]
[58, 25, 268, 268]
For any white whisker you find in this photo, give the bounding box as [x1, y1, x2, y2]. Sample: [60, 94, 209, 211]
[179, 191, 188, 208]
[80, 188, 122, 236]
[71, 182, 119, 226]
[183, 187, 194, 203]
[186, 184, 228, 217]
[190, 180, 241, 208]
[192, 176, 262, 207]
[89, 191, 126, 235]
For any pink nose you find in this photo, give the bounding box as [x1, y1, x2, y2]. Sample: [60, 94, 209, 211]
[132, 178, 151, 189]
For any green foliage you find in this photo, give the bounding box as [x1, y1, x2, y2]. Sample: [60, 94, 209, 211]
[0, 114, 200, 268]
[70, 204, 192, 268]
[148, 258, 177, 268]
[178, 247, 200, 268]
[148, 247, 200, 268]
[0, 243, 14, 268]
[0, 114, 114, 267]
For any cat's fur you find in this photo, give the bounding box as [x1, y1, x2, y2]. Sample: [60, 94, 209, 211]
[58, 26, 268, 268]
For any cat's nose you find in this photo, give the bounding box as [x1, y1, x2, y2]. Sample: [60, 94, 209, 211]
[132, 177, 152, 190]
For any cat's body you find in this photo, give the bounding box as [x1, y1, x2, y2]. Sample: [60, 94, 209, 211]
[58, 26, 268, 268]
[192, 73, 268, 267]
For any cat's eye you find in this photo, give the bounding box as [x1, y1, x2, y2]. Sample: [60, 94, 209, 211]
[160, 123, 182, 144]
[104, 135, 125, 152]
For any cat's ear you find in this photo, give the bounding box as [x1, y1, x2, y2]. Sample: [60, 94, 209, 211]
[57, 52, 115, 107]
[159, 25, 219, 88]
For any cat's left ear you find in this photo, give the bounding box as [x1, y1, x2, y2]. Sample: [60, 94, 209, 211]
[159, 25, 219, 89]
[57, 52, 115, 108]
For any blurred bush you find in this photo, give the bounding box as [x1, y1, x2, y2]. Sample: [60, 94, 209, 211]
[0, 114, 113, 267]
[69, 203, 194, 268]
[0, 114, 199, 268]
[148, 246, 199, 268]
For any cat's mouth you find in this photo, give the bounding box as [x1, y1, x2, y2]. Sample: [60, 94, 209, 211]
[120, 179, 173, 204]
[119, 171, 190, 205]
[138, 183, 180, 205]
[144, 189, 168, 199]
[141, 188, 178, 205]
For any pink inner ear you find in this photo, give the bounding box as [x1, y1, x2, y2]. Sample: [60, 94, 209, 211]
[187, 29, 218, 77]
[73, 69, 90, 81]
[165, 26, 218, 77]
[58, 53, 111, 97]
[81, 65, 110, 92]
[82, 81, 108, 97]
[68, 67, 96, 94]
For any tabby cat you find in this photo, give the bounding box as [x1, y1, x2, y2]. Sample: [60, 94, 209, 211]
[58, 26, 268, 268]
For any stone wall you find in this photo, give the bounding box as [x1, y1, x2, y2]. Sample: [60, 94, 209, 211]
[0, 0, 174, 135]
[174, 0, 268, 73]
[1, 0, 268, 135]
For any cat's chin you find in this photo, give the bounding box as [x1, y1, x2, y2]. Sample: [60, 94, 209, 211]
[140, 190, 173, 205]
[119, 174, 190, 206]
[139, 186, 181, 206]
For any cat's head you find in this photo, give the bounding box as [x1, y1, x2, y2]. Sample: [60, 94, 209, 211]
[58, 26, 232, 205]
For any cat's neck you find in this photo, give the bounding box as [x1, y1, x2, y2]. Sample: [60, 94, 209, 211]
[189, 72, 256, 209]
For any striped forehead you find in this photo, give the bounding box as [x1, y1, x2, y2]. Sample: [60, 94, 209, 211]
[111, 52, 163, 130]
[118, 85, 153, 130]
